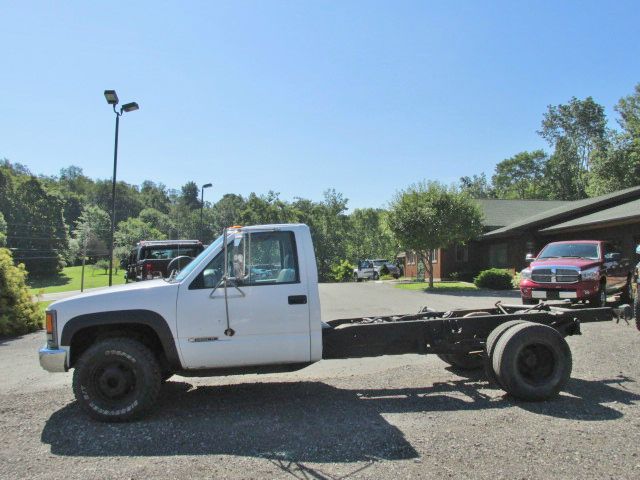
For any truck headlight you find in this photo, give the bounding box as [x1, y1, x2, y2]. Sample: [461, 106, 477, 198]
[580, 267, 600, 281]
[520, 268, 532, 280]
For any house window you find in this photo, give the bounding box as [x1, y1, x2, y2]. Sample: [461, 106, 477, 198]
[430, 249, 438, 263]
[455, 245, 469, 263]
[489, 243, 508, 268]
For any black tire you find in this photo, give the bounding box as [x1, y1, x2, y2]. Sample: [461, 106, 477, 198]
[372, 272, 379, 280]
[620, 276, 634, 304]
[72, 337, 161, 422]
[522, 298, 538, 305]
[354, 273, 361, 282]
[591, 281, 607, 307]
[483, 320, 527, 387]
[492, 322, 572, 401]
[437, 352, 484, 370]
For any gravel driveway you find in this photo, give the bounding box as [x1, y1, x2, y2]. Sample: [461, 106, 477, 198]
[1, 282, 639, 479]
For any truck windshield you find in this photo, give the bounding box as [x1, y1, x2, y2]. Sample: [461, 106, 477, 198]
[173, 234, 225, 282]
[538, 243, 599, 260]
[373, 260, 388, 266]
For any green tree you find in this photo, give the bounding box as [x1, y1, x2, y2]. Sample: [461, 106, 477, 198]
[492, 150, 547, 199]
[0, 247, 41, 335]
[387, 181, 483, 287]
[140, 180, 171, 213]
[114, 218, 166, 254]
[459, 173, 494, 198]
[91, 179, 144, 225]
[0, 212, 6, 247]
[538, 96, 609, 198]
[543, 138, 587, 200]
[346, 208, 397, 261]
[539, 96, 609, 172]
[139, 207, 175, 238]
[0, 163, 69, 276]
[179, 181, 201, 210]
[72, 205, 112, 261]
[588, 84, 640, 195]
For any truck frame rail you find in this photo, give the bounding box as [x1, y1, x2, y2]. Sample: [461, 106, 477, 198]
[322, 302, 629, 360]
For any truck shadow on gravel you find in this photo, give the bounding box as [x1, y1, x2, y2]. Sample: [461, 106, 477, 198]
[41, 376, 639, 462]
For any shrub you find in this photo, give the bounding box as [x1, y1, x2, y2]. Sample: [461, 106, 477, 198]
[474, 268, 514, 290]
[0, 248, 42, 335]
[93, 259, 110, 274]
[447, 271, 460, 281]
[330, 260, 356, 282]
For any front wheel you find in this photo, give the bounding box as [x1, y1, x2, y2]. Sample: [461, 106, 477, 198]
[72, 338, 161, 422]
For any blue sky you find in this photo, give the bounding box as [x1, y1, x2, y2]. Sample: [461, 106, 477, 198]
[2, 1, 639, 209]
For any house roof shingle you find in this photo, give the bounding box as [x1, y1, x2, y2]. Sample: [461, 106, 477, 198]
[475, 199, 570, 229]
[482, 185, 640, 238]
[539, 197, 640, 233]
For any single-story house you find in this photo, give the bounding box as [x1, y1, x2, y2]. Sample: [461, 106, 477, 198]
[398, 185, 640, 280]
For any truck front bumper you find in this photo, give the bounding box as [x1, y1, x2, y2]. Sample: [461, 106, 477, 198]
[520, 279, 600, 301]
[39, 345, 67, 372]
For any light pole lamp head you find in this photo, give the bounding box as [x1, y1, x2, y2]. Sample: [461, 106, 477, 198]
[104, 90, 119, 105]
[121, 102, 139, 113]
[203, 183, 213, 189]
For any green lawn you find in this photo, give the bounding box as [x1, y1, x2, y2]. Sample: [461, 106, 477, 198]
[395, 281, 479, 292]
[29, 265, 126, 295]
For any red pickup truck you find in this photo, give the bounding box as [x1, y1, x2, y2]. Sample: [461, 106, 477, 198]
[520, 240, 635, 306]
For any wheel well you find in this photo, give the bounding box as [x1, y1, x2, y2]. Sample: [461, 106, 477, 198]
[69, 323, 170, 371]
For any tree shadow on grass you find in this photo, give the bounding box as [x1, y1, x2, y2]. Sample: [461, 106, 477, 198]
[28, 272, 71, 290]
[41, 375, 639, 462]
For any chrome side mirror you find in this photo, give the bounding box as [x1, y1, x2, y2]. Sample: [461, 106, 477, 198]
[525, 253, 535, 263]
[636, 244, 640, 255]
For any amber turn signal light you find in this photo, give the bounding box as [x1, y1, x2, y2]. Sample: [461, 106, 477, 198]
[46, 311, 54, 334]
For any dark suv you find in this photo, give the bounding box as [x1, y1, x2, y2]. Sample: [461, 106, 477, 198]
[122, 240, 204, 282]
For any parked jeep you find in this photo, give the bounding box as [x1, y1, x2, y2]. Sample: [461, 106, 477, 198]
[122, 240, 204, 282]
[520, 240, 635, 306]
[353, 259, 401, 281]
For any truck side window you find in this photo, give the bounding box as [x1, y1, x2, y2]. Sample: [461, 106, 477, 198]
[189, 231, 300, 289]
[242, 231, 300, 285]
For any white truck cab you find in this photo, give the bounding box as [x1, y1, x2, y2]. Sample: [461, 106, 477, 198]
[40, 224, 322, 420]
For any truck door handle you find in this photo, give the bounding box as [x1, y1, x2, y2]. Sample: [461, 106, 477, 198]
[288, 295, 307, 305]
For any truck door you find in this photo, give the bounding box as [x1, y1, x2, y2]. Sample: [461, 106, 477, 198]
[176, 229, 311, 369]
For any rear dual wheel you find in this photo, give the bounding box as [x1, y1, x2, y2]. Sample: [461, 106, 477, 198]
[486, 321, 572, 401]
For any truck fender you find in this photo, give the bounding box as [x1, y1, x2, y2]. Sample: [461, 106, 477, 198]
[60, 309, 182, 369]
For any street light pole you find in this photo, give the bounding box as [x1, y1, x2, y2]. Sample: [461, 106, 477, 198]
[108, 112, 120, 287]
[200, 183, 212, 241]
[104, 90, 139, 287]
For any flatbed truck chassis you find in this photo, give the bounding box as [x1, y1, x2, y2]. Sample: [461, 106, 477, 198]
[322, 302, 632, 402]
